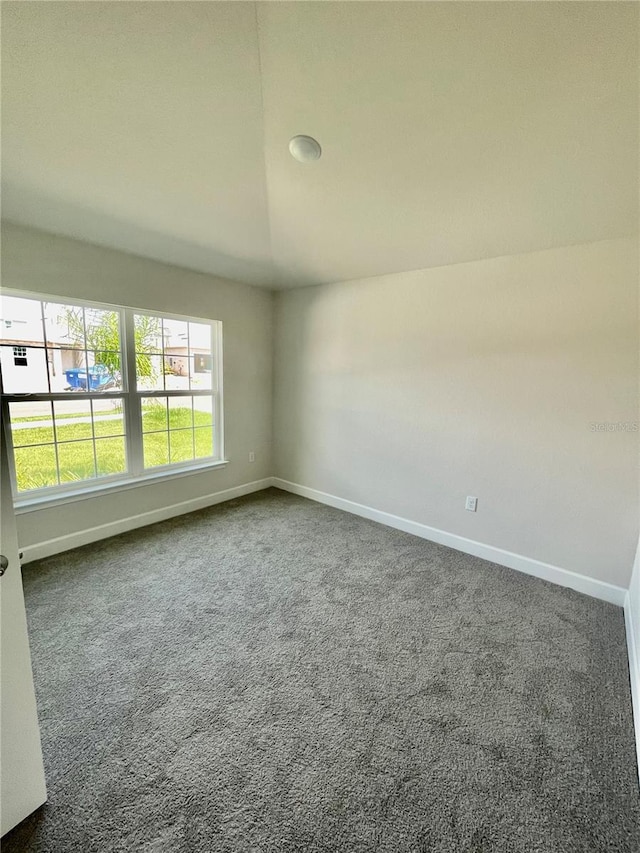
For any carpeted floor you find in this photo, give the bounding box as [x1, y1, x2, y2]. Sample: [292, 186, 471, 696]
[4, 488, 639, 852]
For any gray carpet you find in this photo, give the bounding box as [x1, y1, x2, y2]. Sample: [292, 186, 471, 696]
[4, 488, 639, 852]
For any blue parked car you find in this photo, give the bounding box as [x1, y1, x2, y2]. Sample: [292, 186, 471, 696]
[64, 364, 117, 391]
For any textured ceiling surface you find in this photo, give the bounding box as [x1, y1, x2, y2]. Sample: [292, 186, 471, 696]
[2, 2, 638, 289]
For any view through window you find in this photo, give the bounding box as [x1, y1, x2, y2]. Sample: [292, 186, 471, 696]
[0, 293, 222, 497]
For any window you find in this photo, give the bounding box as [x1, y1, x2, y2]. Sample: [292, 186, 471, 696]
[0, 292, 223, 500]
[13, 346, 28, 367]
[194, 354, 212, 373]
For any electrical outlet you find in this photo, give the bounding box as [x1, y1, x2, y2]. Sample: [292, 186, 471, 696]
[248, 451, 255, 463]
[465, 496, 478, 512]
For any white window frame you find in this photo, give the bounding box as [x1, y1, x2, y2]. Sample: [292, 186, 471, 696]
[0, 290, 225, 509]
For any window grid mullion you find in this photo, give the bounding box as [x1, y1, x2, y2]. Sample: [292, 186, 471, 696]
[82, 305, 89, 392]
[50, 400, 61, 486]
[2, 391, 127, 403]
[40, 301, 53, 395]
[132, 389, 211, 398]
[165, 395, 171, 464]
[214, 318, 223, 459]
[211, 324, 217, 395]
[186, 322, 191, 393]
[191, 396, 196, 459]
[211, 394, 222, 457]
[123, 309, 143, 477]
[161, 317, 167, 393]
[90, 399, 99, 479]
[13, 433, 125, 451]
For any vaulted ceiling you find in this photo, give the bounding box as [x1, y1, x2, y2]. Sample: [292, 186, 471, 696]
[2, 2, 637, 289]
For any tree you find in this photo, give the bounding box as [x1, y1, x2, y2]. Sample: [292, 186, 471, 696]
[130, 313, 162, 380]
[60, 307, 161, 380]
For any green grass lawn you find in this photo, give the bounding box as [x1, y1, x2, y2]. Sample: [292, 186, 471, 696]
[10, 409, 123, 422]
[13, 405, 213, 491]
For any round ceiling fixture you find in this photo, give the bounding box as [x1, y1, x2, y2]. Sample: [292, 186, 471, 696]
[289, 135, 322, 163]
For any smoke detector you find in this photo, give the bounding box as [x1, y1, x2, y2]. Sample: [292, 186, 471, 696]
[289, 135, 322, 163]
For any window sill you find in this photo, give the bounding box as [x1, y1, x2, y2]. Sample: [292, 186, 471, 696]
[14, 460, 230, 514]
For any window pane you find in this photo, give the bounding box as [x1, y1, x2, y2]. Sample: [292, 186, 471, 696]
[14, 445, 58, 491]
[141, 397, 167, 432]
[193, 397, 213, 427]
[1, 344, 49, 393]
[54, 400, 93, 441]
[162, 317, 188, 351]
[92, 399, 125, 437]
[44, 303, 85, 350]
[189, 356, 212, 390]
[188, 322, 212, 391]
[9, 401, 54, 446]
[0, 295, 45, 345]
[95, 437, 126, 477]
[143, 431, 169, 468]
[57, 440, 96, 483]
[87, 352, 122, 391]
[136, 354, 165, 391]
[134, 313, 163, 353]
[168, 397, 193, 430]
[164, 356, 190, 390]
[188, 322, 211, 352]
[192, 353, 213, 374]
[169, 429, 194, 464]
[84, 308, 121, 354]
[56, 349, 88, 392]
[194, 427, 213, 459]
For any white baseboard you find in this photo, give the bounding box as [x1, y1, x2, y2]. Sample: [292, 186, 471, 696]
[271, 478, 627, 607]
[20, 478, 273, 564]
[22, 474, 628, 608]
[624, 591, 640, 783]
[22, 473, 629, 608]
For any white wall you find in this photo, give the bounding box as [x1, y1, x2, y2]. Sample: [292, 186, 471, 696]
[2, 222, 273, 552]
[273, 238, 639, 588]
[5, 225, 638, 593]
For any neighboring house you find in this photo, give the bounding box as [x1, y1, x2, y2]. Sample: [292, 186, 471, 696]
[1, 298, 76, 393]
[1, 299, 210, 393]
[1, 302, 94, 393]
[0, 339, 85, 394]
[164, 346, 211, 378]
